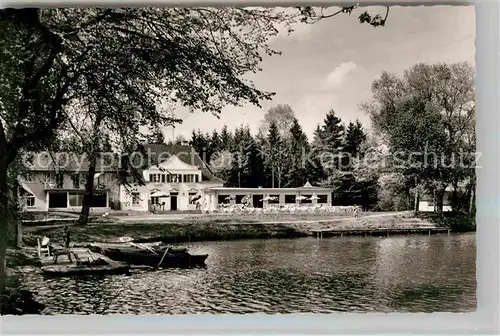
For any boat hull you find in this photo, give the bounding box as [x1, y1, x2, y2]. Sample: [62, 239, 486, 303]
[89, 244, 208, 268]
[41, 263, 130, 277]
[102, 249, 208, 268]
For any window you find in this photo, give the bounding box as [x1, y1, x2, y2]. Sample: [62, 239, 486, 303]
[69, 192, 84, 206]
[170, 174, 181, 183]
[26, 195, 35, 207]
[195, 175, 199, 183]
[149, 173, 167, 183]
[24, 173, 34, 182]
[285, 195, 296, 204]
[44, 172, 55, 183]
[71, 174, 80, 188]
[269, 194, 280, 204]
[132, 192, 141, 205]
[302, 195, 312, 204]
[55, 173, 64, 188]
[79, 173, 87, 187]
[218, 195, 230, 204]
[317, 195, 328, 204]
[184, 174, 195, 183]
[236, 195, 245, 204]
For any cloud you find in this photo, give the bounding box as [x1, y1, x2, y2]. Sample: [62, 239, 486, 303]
[323, 61, 357, 89]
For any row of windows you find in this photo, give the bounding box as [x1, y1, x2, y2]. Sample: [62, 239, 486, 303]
[25, 172, 107, 189]
[149, 174, 199, 183]
[131, 192, 199, 206]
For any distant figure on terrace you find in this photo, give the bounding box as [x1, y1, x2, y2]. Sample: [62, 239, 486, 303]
[353, 206, 360, 218]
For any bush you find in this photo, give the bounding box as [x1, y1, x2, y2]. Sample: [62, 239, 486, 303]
[417, 212, 476, 232]
[1, 288, 45, 315]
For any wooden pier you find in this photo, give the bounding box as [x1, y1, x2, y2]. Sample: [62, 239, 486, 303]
[311, 227, 450, 239]
[39, 246, 117, 266]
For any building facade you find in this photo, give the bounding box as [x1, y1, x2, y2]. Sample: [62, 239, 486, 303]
[19, 152, 120, 213]
[119, 148, 223, 212]
[20, 144, 334, 213]
[202, 182, 334, 210]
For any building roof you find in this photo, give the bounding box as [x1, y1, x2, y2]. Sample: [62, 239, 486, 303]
[26, 152, 119, 172]
[26, 144, 222, 183]
[206, 181, 333, 193]
[132, 144, 222, 182]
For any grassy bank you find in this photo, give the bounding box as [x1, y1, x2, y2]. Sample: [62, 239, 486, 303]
[23, 222, 309, 246]
[22, 212, 429, 246]
[179, 212, 379, 223]
[417, 212, 476, 232]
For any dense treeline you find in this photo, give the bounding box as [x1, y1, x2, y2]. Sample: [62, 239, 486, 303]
[185, 61, 475, 214]
[188, 106, 378, 210]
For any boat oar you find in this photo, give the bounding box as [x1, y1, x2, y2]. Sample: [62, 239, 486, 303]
[157, 247, 170, 268]
[129, 242, 158, 255]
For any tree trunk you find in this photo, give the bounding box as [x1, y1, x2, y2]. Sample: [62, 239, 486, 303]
[413, 177, 420, 215]
[0, 155, 9, 312]
[468, 176, 476, 214]
[435, 187, 445, 213]
[271, 168, 275, 188]
[11, 180, 22, 248]
[414, 186, 420, 214]
[78, 116, 103, 225]
[451, 179, 459, 211]
[79, 159, 97, 225]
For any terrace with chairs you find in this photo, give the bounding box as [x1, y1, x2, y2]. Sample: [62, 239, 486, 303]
[203, 203, 362, 217]
[201, 181, 339, 213]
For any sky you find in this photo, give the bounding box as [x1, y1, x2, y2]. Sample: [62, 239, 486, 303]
[164, 5, 475, 141]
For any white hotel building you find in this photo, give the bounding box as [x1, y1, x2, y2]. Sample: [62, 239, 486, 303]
[20, 143, 334, 213]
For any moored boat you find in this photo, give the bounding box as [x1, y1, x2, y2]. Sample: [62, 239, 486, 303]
[41, 262, 130, 277]
[88, 243, 208, 268]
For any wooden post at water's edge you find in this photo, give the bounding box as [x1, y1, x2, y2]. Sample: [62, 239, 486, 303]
[16, 222, 23, 248]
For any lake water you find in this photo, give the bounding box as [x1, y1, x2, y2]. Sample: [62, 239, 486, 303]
[22, 233, 476, 314]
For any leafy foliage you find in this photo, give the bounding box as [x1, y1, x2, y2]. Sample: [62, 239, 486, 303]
[363, 62, 475, 212]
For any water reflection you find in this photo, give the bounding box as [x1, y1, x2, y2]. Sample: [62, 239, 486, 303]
[22, 233, 476, 314]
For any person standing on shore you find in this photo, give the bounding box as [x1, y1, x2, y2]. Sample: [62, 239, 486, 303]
[63, 226, 71, 249]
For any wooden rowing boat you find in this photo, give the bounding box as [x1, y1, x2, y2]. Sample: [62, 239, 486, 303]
[88, 243, 208, 268]
[41, 262, 130, 277]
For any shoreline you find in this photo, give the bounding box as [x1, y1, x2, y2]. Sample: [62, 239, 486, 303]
[21, 211, 448, 246]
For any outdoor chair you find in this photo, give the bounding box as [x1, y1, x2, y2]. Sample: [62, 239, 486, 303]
[37, 238, 51, 257]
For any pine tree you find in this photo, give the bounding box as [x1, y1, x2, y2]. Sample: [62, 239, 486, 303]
[203, 130, 219, 164]
[344, 120, 366, 158]
[190, 129, 209, 162]
[219, 125, 233, 151]
[227, 126, 245, 187]
[315, 109, 345, 174]
[287, 118, 309, 187]
[241, 126, 266, 188]
[318, 109, 345, 151]
[264, 121, 282, 188]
